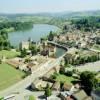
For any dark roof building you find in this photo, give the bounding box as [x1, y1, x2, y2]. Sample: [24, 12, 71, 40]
[62, 83, 72, 91]
[91, 88, 100, 100]
[72, 90, 92, 100]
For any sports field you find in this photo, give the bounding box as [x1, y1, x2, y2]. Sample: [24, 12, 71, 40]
[0, 63, 26, 91]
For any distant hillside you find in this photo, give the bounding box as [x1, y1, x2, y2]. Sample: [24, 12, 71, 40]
[0, 10, 100, 19]
[0, 10, 100, 23]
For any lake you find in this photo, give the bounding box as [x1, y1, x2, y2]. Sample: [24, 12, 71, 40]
[8, 24, 59, 46]
[8, 24, 66, 57]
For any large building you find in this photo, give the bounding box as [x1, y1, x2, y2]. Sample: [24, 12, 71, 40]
[91, 89, 100, 100]
[40, 41, 56, 57]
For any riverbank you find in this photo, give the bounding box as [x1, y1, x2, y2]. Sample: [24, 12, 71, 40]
[0, 27, 15, 33]
[0, 22, 33, 33]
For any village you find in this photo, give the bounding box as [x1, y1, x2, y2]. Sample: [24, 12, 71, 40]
[0, 28, 100, 100]
[0, 0, 100, 100]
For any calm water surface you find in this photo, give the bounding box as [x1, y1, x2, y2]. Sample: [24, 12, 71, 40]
[8, 24, 59, 46]
[8, 24, 66, 57]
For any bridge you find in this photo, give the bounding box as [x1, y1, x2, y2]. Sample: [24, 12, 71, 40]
[47, 41, 68, 51]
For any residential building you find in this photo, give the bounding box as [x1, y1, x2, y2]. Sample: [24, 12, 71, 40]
[91, 89, 100, 100]
[72, 90, 92, 100]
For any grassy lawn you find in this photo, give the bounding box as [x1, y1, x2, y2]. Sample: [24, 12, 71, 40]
[28, 95, 36, 100]
[56, 74, 76, 85]
[0, 50, 20, 59]
[92, 44, 100, 51]
[0, 63, 26, 91]
[97, 77, 100, 83]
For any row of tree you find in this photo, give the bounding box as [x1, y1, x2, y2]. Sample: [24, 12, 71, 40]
[71, 16, 100, 32]
[0, 30, 10, 50]
[64, 53, 100, 66]
[0, 21, 33, 31]
[80, 71, 98, 95]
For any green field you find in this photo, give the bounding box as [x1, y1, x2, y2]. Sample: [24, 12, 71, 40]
[28, 95, 36, 100]
[92, 44, 100, 51]
[56, 74, 75, 84]
[0, 63, 26, 91]
[0, 50, 20, 59]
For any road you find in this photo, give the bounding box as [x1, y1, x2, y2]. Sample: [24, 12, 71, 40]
[0, 53, 67, 98]
[65, 48, 100, 72]
[66, 60, 100, 72]
[15, 90, 59, 100]
[90, 48, 100, 53]
[75, 61, 100, 72]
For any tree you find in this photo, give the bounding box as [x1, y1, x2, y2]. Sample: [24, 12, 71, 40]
[0, 30, 10, 50]
[64, 58, 69, 65]
[25, 58, 31, 63]
[65, 71, 73, 76]
[29, 43, 38, 55]
[0, 97, 4, 100]
[30, 45, 37, 56]
[20, 48, 27, 58]
[80, 71, 97, 95]
[51, 72, 58, 79]
[60, 66, 65, 74]
[48, 31, 54, 41]
[0, 59, 2, 64]
[63, 25, 68, 30]
[29, 95, 36, 100]
[72, 17, 100, 32]
[45, 84, 52, 98]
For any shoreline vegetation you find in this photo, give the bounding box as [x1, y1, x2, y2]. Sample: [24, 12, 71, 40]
[0, 21, 34, 49]
[0, 21, 33, 33]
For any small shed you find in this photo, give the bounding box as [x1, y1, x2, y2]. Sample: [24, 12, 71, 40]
[62, 83, 72, 91]
[72, 90, 91, 100]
